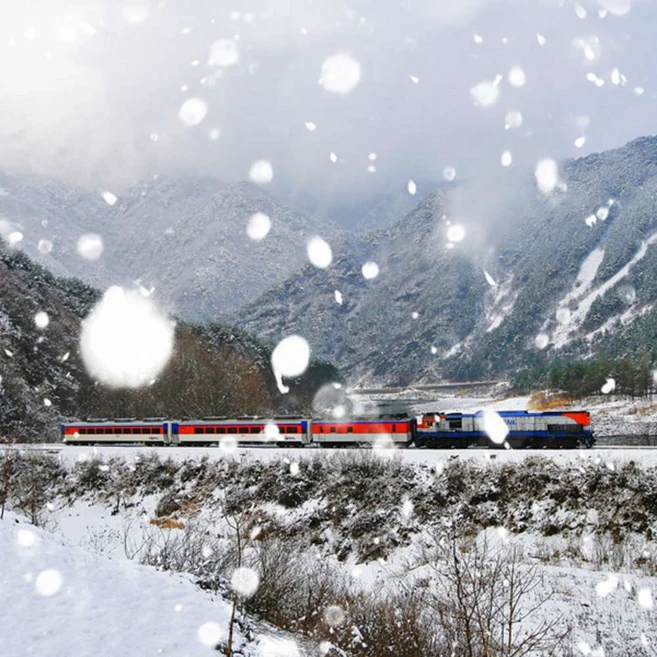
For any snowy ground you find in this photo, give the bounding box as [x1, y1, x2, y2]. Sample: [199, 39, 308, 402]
[0, 511, 302, 657]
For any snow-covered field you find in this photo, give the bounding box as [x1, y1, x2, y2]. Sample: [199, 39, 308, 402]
[0, 511, 299, 657]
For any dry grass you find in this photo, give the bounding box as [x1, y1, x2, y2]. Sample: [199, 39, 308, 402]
[149, 517, 184, 530]
[527, 392, 573, 411]
[626, 402, 657, 416]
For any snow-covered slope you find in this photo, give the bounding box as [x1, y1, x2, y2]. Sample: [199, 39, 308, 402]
[0, 512, 296, 657]
[235, 135, 657, 384]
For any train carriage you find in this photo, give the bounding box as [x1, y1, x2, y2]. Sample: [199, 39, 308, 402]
[61, 419, 170, 445]
[174, 417, 310, 447]
[311, 417, 414, 447]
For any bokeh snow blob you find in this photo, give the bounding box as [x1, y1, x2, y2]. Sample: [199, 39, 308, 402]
[197, 622, 222, 647]
[535, 159, 560, 195]
[470, 80, 500, 107]
[319, 54, 361, 94]
[34, 311, 49, 329]
[482, 410, 509, 445]
[77, 234, 103, 261]
[271, 335, 310, 393]
[362, 262, 379, 280]
[599, 0, 631, 15]
[231, 567, 259, 597]
[246, 212, 271, 241]
[178, 98, 208, 126]
[323, 605, 346, 627]
[249, 160, 273, 184]
[208, 39, 239, 67]
[508, 66, 526, 87]
[307, 236, 332, 269]
[80, 286, 175, 388]
[35, 569, 62, 597]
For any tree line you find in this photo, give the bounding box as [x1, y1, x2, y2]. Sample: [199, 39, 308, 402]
[512, 352, 655, 398]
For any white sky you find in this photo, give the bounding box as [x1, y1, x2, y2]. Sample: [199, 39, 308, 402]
[0, 0, 653, 208]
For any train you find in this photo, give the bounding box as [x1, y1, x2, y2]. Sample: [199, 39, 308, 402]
[60, 409, 595, 449]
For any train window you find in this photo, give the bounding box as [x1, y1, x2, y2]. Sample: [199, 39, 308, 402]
[287, 426, 299, 434]
[194, 428, 203, 434]
[218, 427, 226, 434]
[228, 427, 237, 434]
[250, 427, 261, 434]
[392, 424, 396, 431]
[347, 427, 353, 433]
[330, 427, 336, 433]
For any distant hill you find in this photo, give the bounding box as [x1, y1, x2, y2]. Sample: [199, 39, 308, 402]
[234, 135, 657, 385]
[0, 175, 333, 319]
[0, 244, 338, 442]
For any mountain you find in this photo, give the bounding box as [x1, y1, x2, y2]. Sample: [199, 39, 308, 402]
[234, 135, 657, 385]
[0, 243, 338, 442]
[0, 175, 333, 319]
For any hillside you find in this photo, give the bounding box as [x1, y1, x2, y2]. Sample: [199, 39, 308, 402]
[0, 244, 338, 442]
[1, 174, 333, 319]
[235, 135, 657, 384]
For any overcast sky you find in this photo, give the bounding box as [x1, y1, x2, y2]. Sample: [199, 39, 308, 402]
[0, 0, 653, 213]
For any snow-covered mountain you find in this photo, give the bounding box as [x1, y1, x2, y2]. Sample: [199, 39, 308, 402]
[0, 175, 333, 319]
[234, 135, 657, 384]
[0, 244, 338, 441]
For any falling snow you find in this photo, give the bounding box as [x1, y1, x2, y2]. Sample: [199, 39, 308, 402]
[441, 168, 455, 183]
[246, 212, 271, 241]
[178, 98, 208, 126]
[208, 39, 239, 67]
[361, 261, 379, 280]
[535, 158, 560, 195]
[197, 622, 222, 647]
[34, 311, 49, 329]
[638, 588, 653, 610]
[501, 151, 512, 167]
[230, 567, 259, 597]
[80, 286, 175, 388]
[505, 110, 523, 130]
[271, 335, 310, 393]
[37, 239, 53, 254]
[319, 53, 361, 95]
[249, 160, 273, 184]
[407, 180, 417, 195]
[334, 290, 343, 304]
[535, 333, 550, 349]
[307, 236, 333, 269]
[77, 234, 104, 261]
[470, 80, 500, 108]
[508, 66, 526, 87]
[596, 574, 619, 597]
[101, 190, 117, 206]
[35, 569, 62, 597]
[601, 377, 616, 394]
[447, 225, 466, 242]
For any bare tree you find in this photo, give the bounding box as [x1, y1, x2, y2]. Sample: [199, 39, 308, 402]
[0, 443, 17, 519]
[417, 524, 570, 657]
[219, 495, 255, 657]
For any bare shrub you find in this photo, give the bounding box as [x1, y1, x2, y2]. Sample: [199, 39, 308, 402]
[418, 526, 570, 657]
[10, 452, 65, 526]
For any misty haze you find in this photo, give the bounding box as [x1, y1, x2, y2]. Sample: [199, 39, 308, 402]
[1, 1, 657, 656]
